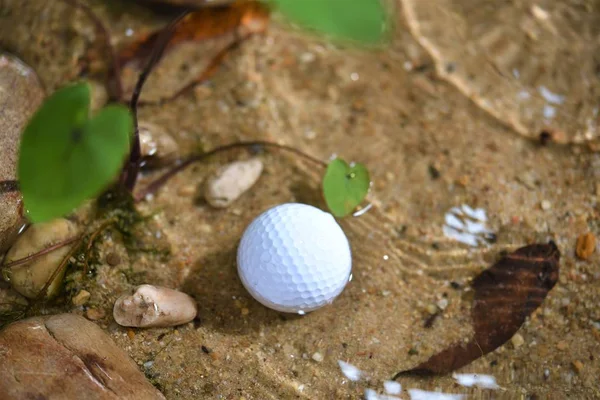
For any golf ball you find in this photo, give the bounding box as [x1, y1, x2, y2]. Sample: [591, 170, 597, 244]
[237, 203, 352, 313]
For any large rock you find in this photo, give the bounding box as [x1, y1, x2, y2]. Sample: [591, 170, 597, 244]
[0, 314, 165, 400]
[0, 53, 45, 253]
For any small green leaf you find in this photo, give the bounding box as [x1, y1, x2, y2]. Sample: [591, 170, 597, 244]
[269, 0, 388, 44]
[323, 158, 370, 217]
[18, 83, 133, 223]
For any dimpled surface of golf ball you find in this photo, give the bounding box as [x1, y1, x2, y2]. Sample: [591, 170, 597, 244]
[237, 203, 352, 313]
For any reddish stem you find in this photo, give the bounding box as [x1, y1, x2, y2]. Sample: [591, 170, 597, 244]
[135, 141, 327, 201]
[2, 236, 81, 270]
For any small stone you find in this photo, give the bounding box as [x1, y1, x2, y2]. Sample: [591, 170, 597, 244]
[241, 307, 250, 316]
[540, 200, 551, 210]
[556, 341, 568, 351]
[204, 159, 263, 208]
[71, 290, 91, 306]
[426, 304, 438, 315]
[113, 284, 198, 328]
[572, 360, 584, 374]
[86, 308, 106, 321]
[177, 184, 197, 197]
[575, 232, 595, 260]
[127, 329, 136, 340]
[138, 121, 179, 167]
[511, 333, 525, 348]
[106, 252, 121, 266]
[312, 352, 324, 362]
[436, 298, 449, 310]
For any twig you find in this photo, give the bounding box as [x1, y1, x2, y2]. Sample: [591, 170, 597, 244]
[33, 236, 84, 303]
[122, 11, 190, 193]
[135, 141, 327, 201]
[1, 236, 81, 270]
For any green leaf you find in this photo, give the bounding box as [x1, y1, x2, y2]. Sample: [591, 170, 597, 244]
[18, 83, 133, 223]
[269, 0, 388, 44]
[323, 158, 370, 217]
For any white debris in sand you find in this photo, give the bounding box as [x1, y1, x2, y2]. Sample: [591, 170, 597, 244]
[338, 360, 362, 381]
[383, 380, 402, 395]
[408, 389, 465, 400]
[443, 204, 494, 247]
[452, 373, 500, 389]
[364, 388, 400, 400]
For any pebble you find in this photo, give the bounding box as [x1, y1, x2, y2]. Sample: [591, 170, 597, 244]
[312, 352, 324, 362]
[572, 360, 584, 374]
[436, 298, 449, 310]
[138, 121, 180, 167]
[86, 308, 106, 321]
[556, 341, 568, 351]
[511, 333, 525, 348]
[106, 252, 121, 266]
[113, 284, 198, 328]
[3, 218, 79, 299]
[426, 304, 438, 315]
[540, 200, 551, 210]
[204, 159, 263, 208]
[241, 307, 250, 316]
[575, 232, 595, 260]
[71, 290, 91, 306]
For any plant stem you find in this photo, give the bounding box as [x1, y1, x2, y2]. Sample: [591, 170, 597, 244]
[123, 11, 190, 193]
[1, 236, 81, 270]
[135, 140, 327, 201]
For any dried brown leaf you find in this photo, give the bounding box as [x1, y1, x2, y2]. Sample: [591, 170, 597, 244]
[394, 242, 560, 377]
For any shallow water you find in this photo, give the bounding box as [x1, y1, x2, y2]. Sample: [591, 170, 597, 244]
[1, 0, 599, 398]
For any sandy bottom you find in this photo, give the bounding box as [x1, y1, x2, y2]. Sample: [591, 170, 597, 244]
[1, 0, 599, 398]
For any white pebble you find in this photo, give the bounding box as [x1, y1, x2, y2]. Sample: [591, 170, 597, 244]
[408, 389, 464, 400]
[364, 388, 401, 400]
[204, 159, 263, 208]
[452, 373, 500, 389]
[384, 380, 402, 395]
[311, 352, 324, 362]
[541, 200, 551, 210]
[338, 360, 362, 381]
[113, 284, 197, 328]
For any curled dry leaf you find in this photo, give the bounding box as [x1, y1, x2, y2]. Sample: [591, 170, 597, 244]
[394, 242, 560, 377]
[117, 1, 270, 102]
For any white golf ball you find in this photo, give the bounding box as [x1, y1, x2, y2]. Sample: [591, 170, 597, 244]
[237, 203, 352, 313]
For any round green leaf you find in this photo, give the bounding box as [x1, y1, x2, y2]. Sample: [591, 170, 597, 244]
[323, 158, 370, 217]
[18, 83, 133, 223]
[270, 0, 388, 44]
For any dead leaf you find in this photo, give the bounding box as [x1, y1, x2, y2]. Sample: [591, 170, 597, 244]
[117, 1, 270, 103]
[394, 242, 560, 377]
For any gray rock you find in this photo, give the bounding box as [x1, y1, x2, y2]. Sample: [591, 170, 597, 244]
[204, 158, 263, 208]
[0, 53, 45, 253]
[0, 313, 165, 400]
